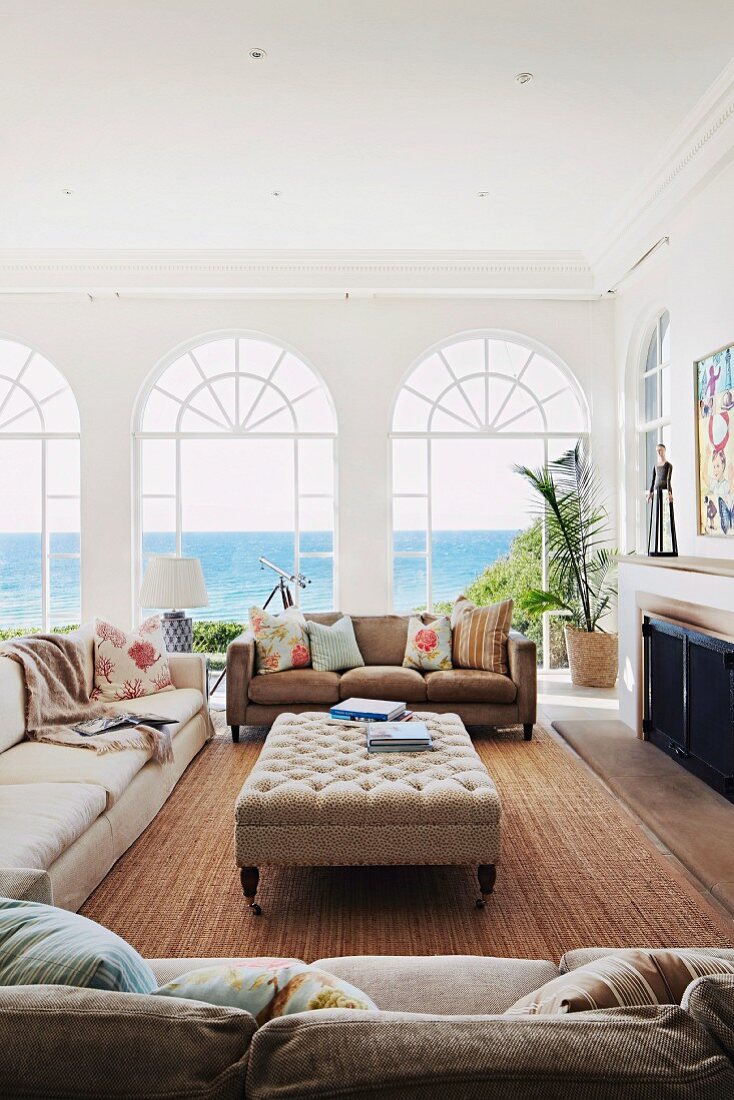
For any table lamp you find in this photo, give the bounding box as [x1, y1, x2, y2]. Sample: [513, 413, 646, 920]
[139, 555, 209, 653]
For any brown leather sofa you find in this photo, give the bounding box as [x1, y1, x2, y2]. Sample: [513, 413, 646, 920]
[225, 612, 536, 742]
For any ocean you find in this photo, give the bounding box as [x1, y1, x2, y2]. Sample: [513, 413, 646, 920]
[0, 530, 518, 627]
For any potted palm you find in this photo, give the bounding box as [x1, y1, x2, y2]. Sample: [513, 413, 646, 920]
[514, 441, 618, 688]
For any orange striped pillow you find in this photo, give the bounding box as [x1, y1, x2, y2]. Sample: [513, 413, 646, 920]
[451, 596, 513, 675]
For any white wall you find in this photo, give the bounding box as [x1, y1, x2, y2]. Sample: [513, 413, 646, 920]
[615, 156, 734, 557]
[0, 295, 616, 628]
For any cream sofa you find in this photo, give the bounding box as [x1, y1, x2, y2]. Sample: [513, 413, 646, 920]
[1, 870, 733, 1100]
[0, 625, 212, 911]
[226, 612, 537, 741]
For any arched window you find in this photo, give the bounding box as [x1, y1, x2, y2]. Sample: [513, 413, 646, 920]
[637, 311, 671, 541]
[391, 333, 589, 624]
[135, 333, 337, 619]
[0, 337, 81, 630]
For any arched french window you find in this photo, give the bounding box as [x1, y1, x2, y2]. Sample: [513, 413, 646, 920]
[134, 333, 337, 619]
[0, 337, 81, 630]
[637, 311, 671, 543]
[390, 332, 589, 661]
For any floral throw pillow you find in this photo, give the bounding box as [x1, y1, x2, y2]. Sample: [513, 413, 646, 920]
[249, 606, 311, 675]
[93, 616, 175, 702]
[154, 960, 376, 1025]
[403, 615, 453, 671]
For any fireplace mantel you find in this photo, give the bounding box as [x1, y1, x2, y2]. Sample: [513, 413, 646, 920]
[618, 556, 734, 734]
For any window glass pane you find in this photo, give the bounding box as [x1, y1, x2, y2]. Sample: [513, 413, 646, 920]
[298, 439, 334, 495]
[441, 339, 485, 378]
[142, 386, 180, 431]
[143, 498, 176, 557]
[392, 439, 428, 494]
[185, 338, 234, 379]
[406, 354, 453, 399]
[0, 338, 33, 379]
[298, 558, 333, 612]
[47, 497, 80, 543]
[50, 556, 80, 628]
[238, 338, 282, 378]
[392, 389, 429, 432]
[644, 371, 658, 424]
[393, 555, 427, 612]
[661, 365, 671, 419]
[0, 533, 42, 628]
[141, 439, 176, 495]
[42, 387, 80, 432]
[46, 439, 80, 496]
[0, 385, 42, 432]
[645, 331, 658, 374]
[299, 497, 334, 554]
[660, 312, 670, 364]
[393, 497, 427, 553]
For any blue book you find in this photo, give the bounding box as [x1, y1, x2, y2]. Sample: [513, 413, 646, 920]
[330, 697, 406, 721]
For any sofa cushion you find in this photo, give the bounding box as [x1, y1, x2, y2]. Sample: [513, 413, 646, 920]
[352, 615, 410, 666]
[560, 946, 734, 973]
[451, 596, 513, 674]
[425, 669, 517, 704]
[339, 665, 427, 703]
[249, 670, 340, 705]
[0, 984, 255, 1100]
[403, 615, 453, 672]
[246, 1005, 734, 1100]
[250, 606, 311, 675]
[0, 654, 27, 754]
[312, 955, 559, 1015]
[506, 949, 734, 1016]
[683, 973, 734, 1061]
[93, 616, 175, 702]
[0, 741, 149, 808]
[112, 686, 204, 735]
[0, 782, 107, 869]
[0, 897, 156, 992]
[307, 616, 365, 672]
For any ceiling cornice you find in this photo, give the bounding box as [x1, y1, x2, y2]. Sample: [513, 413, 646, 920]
[590, 58, 734, 290]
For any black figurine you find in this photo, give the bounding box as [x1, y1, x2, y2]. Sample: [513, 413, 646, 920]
[646, 443, 678, 556]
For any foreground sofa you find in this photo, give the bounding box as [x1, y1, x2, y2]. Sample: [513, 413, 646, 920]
[226, 612, 537, 741]
[1, 873, 733, 1099]
[0, 625, 213, 910]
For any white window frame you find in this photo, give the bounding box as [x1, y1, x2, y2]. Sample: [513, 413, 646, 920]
[636, 311, 671, 547]
[0, 338, 81, 631]
[133, 331, 338, 621]
[389, 331, 590, 668]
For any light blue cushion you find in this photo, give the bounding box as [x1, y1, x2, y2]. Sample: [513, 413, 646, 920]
[0, 898, 156, 993]
[306, 616, 365, 672]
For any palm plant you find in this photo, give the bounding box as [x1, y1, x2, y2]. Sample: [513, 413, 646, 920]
[513, 441, 617, 633]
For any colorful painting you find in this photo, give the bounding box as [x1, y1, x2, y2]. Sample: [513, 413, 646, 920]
[696, 342, 734, 536]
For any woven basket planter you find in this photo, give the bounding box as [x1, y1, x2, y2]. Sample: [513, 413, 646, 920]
[564, 626, 618, 688]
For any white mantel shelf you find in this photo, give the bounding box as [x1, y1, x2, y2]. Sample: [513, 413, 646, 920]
[619, 555, 734, 578]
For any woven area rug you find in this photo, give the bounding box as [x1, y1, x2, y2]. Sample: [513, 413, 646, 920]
[81, 717, 733, 962]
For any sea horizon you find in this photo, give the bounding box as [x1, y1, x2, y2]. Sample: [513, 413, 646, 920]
[0, 529, 519, 627]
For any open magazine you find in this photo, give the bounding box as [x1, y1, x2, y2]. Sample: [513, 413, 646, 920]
[72, 713, 176, 737]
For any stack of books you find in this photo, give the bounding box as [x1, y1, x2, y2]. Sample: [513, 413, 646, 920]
[367, 721, 432, 753]
[329, 698, 411, 724]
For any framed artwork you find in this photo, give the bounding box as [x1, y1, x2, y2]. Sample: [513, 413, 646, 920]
[696, 341, 734, 536]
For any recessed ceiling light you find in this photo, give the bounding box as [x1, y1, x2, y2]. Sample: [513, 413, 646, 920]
[477, 191, 490, 198]
[270, 190, 282, 198]
[515, 72, 534, 84]
[249, 48, 267, 60]
[62, 188, 74, 195]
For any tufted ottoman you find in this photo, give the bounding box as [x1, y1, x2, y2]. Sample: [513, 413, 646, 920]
[234, 711, 501, 912]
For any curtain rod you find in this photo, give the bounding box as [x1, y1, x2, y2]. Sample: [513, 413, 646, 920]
[607, 236, 670, 294]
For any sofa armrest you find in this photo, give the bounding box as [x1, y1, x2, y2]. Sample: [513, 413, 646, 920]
[167, 652, 208, 695]
[0, 868, 53, 905]
[507, 631, 537, 726]
[226, 631, 256, 727]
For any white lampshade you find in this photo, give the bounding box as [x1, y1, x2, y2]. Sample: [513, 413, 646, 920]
[139, 556, 209, 610]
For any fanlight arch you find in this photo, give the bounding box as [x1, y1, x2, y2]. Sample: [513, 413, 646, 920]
[390, 333, 589, 660]
[135, 333, 337, 619]
[0, 336, 81, 630]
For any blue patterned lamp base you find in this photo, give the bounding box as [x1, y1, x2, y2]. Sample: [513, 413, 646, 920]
[162, 612, 193, 653]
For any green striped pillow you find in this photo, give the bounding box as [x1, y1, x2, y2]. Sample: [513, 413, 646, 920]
[0, 898, 156, 992]
[306, 616, 365, 672]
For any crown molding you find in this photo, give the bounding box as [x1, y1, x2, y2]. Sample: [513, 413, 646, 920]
[0, 249, 595, 297]
[590, 58, 734, 290]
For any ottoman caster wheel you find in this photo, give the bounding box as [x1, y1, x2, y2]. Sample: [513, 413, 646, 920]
[475, 898, 486, 909]
[250, 903, 262, 916]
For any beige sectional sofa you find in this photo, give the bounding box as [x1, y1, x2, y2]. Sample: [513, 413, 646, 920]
[1, 870, 733, 1100]
[0, 625, 212, 910]
[226, 612, 537, 741]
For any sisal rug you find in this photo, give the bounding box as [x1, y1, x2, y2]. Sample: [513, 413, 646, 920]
[81, 717, 733, 963]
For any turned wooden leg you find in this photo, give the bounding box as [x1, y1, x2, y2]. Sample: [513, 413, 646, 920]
[523, 723, 533, 741]
[231, 725, 240, 743]
[478, 864, 497, 896]
[240, 867, 260, 914]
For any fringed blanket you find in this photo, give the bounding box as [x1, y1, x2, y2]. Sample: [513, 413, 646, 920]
[1, 634, 173, 765]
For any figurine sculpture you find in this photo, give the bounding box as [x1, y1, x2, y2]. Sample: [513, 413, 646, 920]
[646, 443, 678, 556]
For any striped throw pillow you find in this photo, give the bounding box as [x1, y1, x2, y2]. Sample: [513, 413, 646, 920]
[451, 596, 513, 675]
[0, 898, 156, 993]
[505, 949, 734, 1016]
[306, 616, 365, 672]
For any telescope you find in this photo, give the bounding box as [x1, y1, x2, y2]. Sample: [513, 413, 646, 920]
[259, 556, 311, 610]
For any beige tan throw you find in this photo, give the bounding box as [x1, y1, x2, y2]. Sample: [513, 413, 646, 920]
[451, 596, 513, 675]
[1, 635, 173, 764]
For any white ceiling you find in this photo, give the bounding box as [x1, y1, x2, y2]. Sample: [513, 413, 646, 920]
[1, 1, 733, 254]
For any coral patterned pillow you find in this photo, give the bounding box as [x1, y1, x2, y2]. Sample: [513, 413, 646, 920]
[403, 615, 453, 671]
[249, 606, 311, 675]
[93, 617, 175, 702]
